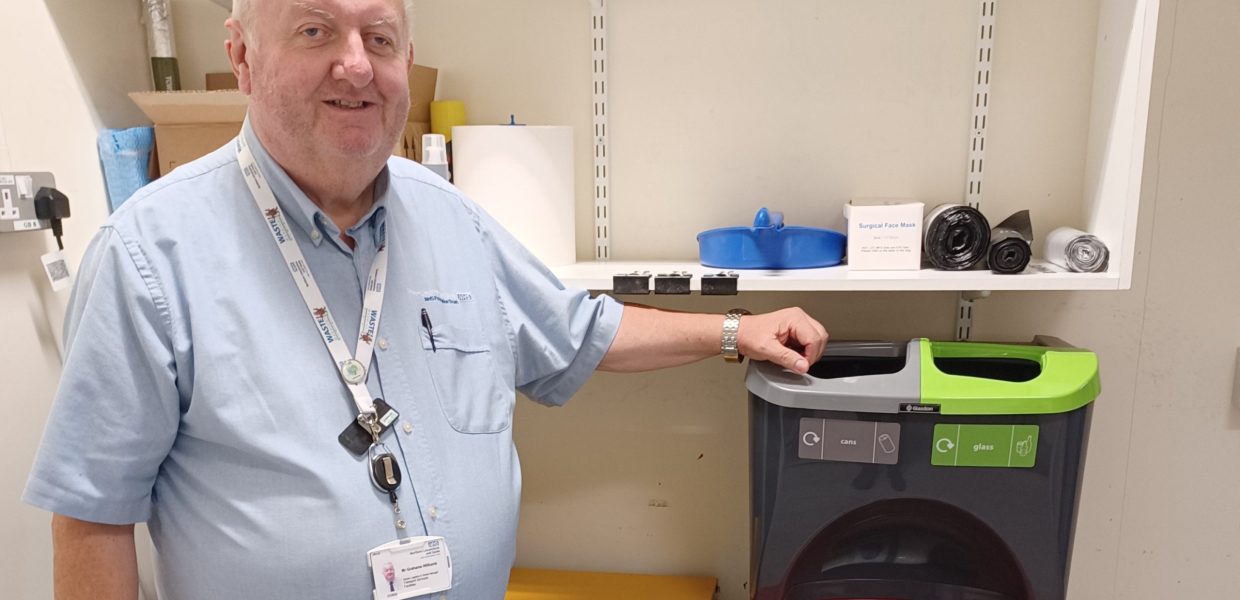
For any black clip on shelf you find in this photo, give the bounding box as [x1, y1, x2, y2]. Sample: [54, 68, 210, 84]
[701, 272, 739, 295]
[654, 271, 692, 295]
[612, 271, 652, 295]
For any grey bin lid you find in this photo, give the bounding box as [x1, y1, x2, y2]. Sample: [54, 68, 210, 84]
[745, 340, 921, 414]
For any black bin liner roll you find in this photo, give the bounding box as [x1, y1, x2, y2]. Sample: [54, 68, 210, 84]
[1045, 227, 1109, 273]
[924, 204, 990, 270]
[988, 210, 1033, 274]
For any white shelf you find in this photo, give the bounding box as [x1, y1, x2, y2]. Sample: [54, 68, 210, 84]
[552, 260, 1120, 292]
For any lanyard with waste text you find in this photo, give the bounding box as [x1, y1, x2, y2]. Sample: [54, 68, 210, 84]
[236, 135, 388, 420]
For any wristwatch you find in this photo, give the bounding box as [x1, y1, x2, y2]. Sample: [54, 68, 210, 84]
[721, 309, 751, 363]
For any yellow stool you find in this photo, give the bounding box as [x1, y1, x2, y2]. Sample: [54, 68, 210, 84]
[505, 568, 717, 600]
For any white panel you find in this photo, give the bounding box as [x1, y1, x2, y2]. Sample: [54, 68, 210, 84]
[1112, 1, 1240, 596]
[1083, 0, 1159, 289]
[0, 2, 138, 599]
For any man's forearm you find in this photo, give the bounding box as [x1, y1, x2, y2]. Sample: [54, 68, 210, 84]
[597, 304, 723, 372]
[598, 304, 829, 374]
[52, 514, 138, 600]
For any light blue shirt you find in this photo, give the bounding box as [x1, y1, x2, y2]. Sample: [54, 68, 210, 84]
[24, 120, 623, 600]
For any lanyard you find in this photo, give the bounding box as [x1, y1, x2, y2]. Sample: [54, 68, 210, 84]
[237, 135, 389, 418]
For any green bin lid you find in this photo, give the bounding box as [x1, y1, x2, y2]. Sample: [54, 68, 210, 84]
[918, 339, 1100, 415]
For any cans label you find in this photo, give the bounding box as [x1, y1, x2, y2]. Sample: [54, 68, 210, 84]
[799, 418, 900, 465]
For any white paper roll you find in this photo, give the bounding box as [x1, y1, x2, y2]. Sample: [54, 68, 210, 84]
[451, 126, 575, 267]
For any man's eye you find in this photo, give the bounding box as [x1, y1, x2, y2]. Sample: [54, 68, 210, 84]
[302, 27, 323, 38]
[370, 35, 392, 47]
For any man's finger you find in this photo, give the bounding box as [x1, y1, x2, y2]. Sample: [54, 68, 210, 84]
[788, 316, 827, 366]
[767, 343, 809, 373]
[804, 332, 828, 366]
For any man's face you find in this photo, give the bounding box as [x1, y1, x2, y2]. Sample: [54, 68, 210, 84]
[236, 0, 412, 163]
[383, 562, 395, 582]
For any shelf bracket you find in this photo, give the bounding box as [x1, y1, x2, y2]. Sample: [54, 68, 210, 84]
[955, 1, 998, 342]
[966, 0, 996, 210]
[590, 0, 611, 261]
[955, 291, 991, 341]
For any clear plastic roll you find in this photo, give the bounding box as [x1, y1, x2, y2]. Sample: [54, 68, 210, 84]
[1045, 227, 1109, 273]
[142, 0, 181, 91]
[923, 204, 990, 271]
[143, 0, 176, 56]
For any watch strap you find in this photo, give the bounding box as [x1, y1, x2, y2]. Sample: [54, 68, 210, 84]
[722, 309, 751, 363]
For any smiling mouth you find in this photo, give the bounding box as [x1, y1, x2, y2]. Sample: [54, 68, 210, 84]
[326, 99, 373, 109]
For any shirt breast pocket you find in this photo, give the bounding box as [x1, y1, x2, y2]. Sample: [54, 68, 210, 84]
[420, 320, 514, 434]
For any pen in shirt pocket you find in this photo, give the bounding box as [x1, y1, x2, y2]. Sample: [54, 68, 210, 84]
[421, 308, 437, 352]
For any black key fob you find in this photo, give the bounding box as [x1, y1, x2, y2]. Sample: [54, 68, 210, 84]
[370, 452, 402, 492]
[338, 398, 399, 456]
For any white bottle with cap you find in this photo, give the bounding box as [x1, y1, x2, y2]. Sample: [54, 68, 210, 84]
[421, 133, 451, 181]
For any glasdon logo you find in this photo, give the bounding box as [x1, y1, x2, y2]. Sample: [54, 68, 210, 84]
[312, 307, 337, 343]
[899, 403, 941, 414]
[264, 207, 288, 243]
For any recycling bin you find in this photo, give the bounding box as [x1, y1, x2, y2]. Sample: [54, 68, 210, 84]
[746, 337, 1099, 600]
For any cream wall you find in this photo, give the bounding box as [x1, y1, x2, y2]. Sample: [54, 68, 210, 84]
[0, 1, 147, 598]
[1, 1, 1235, 599]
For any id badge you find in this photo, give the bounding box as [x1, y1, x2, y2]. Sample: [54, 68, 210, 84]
[368, 536, 452, 600]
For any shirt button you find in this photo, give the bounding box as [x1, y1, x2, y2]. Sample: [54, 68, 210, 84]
[402, 422, 413, 434]
[310, 229, 322, 242]
[377, 337, 389, 351]
[429, 506, 439, 520]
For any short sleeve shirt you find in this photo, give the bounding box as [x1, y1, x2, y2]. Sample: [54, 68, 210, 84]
[23, 119, 623, 600]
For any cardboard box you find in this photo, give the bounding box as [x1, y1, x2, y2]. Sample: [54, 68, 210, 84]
[843, 198, 925, 270]
[408, 64, 438, 123]
[130, 90, 248, 177]
[205, 72, 239, 90]
[131, 64, 438, 177]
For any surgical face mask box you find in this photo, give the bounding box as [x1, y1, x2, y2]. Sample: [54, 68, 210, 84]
[842, 199, 924, 270]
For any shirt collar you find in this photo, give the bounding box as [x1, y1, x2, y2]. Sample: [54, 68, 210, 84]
[240, 116, 389, 248]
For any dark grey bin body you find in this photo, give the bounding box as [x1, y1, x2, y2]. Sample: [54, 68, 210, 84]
[747, 341, 1092, 600]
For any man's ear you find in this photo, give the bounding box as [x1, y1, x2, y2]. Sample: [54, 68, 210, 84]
[225, 18, 253, 95]
[406, 42, 415, 71]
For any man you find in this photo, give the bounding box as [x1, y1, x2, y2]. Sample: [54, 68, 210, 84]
[24, 0, 827, 598]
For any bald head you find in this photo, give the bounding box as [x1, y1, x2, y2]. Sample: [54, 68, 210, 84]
[231, 0, 415, 47]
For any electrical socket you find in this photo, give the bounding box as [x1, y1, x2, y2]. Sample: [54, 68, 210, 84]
[0, 172, 56, 232]
[0, 188, 18, 220]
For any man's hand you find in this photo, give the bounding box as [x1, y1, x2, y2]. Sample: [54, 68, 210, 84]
[736, 307, 828, 373]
